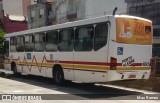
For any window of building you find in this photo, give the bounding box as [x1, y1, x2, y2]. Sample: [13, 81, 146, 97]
[16, 36, 25, 52]
[153, 29, 160, 37]
[94, 23, 108, 51]
[59, 28, 74, 51]
[31, 10, 35, 22]
[153, 44, 160, 57]
[59, 4, 66, 14]
[25, 34, 34, 52]
[75, 25, 94, 51]
[10, 37, 17, 52]
[46, 31, 58, 51]
[34, 32, 46, 51]
[39, 8, 44, 18]
[31, 10, 35, 17]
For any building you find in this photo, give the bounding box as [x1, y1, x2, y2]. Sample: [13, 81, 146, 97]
[0, 0, 2, 11]
[3, 15, 28, 34]
[0, 0, 28, 33]
[3, 0, 35, 17]
[28, 0, 126, 28]
[48, 0, 127, 24]
[23, 0, 35, 17]
[125, 0, 160, 57]
[28, 3, 47, 29]
[0, 0, 3, 30]
[28, 0, 53, 29]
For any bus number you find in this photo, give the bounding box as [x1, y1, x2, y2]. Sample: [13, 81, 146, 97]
[134, 21, 145, 35]
[142, 62, 150, 66]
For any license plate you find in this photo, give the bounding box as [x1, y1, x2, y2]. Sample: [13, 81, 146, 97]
[129, 75, 136, 78]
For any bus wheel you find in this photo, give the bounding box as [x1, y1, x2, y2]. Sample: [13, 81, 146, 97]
[53, 66, 64, 85]
[11, 63, 20, 76]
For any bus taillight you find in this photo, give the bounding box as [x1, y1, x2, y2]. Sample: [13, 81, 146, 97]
[110, 57, 117, 70]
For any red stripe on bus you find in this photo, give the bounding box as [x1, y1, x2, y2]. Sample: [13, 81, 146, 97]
[9, 58, 142, 67]
[59, 61, 110, 66]
[46, 60, 54, 63]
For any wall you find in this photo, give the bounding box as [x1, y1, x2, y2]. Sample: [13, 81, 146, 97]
[85, 0, 127, 18]
[28, 4, 46, 29]
[3, 0, 23, 16]
[22, 0, 32, 17]
[4, 16, 28, 33]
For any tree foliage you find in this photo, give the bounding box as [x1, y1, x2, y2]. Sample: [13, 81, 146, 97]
[0, 28, 5, 49]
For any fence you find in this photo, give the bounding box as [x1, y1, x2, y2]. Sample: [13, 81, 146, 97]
[151, 57, 160, 77]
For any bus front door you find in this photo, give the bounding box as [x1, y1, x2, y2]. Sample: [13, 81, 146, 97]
[2, 40, 10, 70]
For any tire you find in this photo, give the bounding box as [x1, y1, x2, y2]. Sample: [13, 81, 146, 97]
[11, 63, 21, 76]
[53, 66, 64, 85]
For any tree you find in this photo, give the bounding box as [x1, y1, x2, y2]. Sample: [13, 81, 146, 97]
[0, 28, 5, 49]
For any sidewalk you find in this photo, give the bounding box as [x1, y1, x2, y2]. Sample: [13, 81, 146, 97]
[108, 77, 160, 92]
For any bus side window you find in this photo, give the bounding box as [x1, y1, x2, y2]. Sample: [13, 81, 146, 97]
[46, 31, 58, 51]
[58, 28, 74, 51]
[94, 23, 108, 51]
[10, 37, 17, 52]
[25, 34, 34, 52]
[75, 25, 94, 51]
[16, 36, 25, 52]
[34, 32, 46, 52]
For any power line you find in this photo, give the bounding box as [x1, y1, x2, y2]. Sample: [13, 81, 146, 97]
[3, 1, 33, 16]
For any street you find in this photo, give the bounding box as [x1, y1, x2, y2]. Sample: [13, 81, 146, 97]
[0, 75, 159, 103]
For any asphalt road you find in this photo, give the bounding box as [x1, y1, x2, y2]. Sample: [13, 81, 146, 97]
[0, 75, 159, 103]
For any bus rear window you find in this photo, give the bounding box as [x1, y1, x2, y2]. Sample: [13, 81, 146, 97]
[145, 26, 151, 33]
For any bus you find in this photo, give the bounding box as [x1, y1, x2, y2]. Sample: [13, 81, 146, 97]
[1, 15, 152, 84]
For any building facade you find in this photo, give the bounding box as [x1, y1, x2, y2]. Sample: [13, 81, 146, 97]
[28, 3, 47, 29]
[28, 0, 126, 28]
[28, 0, 53, 29]
[3, 0, 35, 17]
[4, 15, 28, 33]
[125, 0, 160, 57]
[48, 0, 127, 24]
[0, 0, 3, 30]
[0, 0, 28, 34]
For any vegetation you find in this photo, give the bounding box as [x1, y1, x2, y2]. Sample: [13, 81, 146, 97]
[0, 28, 5, 50]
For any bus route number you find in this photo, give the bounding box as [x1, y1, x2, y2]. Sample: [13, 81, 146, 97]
[142, 62, 150, 66]
[134, 21, 145, 35]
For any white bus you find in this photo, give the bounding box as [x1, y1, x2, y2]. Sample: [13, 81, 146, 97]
[2, 15, 152, 84]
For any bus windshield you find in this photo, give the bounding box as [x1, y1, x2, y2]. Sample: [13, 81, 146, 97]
[116, 17, 152, 45]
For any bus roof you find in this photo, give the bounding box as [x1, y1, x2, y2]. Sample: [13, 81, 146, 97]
[115, 15, 152, 22]
[5, 15, 151, 38]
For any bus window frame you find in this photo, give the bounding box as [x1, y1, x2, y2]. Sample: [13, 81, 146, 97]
[74, 24, 94, 51]
[34, 32, 46, 52]
[58, 28, 74, 52]
[45, 30, 58, 52]
[25, 34, 35, 52]
[10, 36, 17, 52]
[94, 22, 109, 51]
[16, 35, 25, 52]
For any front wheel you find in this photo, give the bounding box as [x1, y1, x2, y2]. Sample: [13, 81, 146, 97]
[53, 66, 64, 85]
[11, 63, 21, 76]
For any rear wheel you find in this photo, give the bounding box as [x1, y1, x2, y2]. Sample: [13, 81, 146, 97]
[53, 66, 64, 85]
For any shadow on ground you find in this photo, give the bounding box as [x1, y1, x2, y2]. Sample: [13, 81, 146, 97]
[1, 74, 143, 100]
